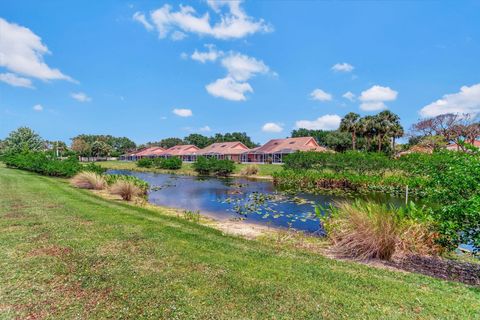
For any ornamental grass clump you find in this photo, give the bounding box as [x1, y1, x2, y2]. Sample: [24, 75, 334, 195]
[320, 201, 438, 261]
[109, 180, 142, 201]
[240, 164, 259, 176]
[70, 172, 107, 190]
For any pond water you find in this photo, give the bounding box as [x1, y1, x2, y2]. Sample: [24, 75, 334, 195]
[107, 170, 403, 234]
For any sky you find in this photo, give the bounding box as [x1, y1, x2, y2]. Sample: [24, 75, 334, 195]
[1, 0, 480, 145]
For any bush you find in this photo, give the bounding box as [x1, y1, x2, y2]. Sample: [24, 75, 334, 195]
[240, 164, 259, 176]
[109, 180, 142, 201]
[319, 201, 438, 260]
[153, 157, 182, 170]
[137, 158, 153, 168]
[105, 174, 149, 194]
[83, 162, 106, 174]
[192, 156, 235, 176]
[70, 172, 106, 190]
[2, 152, 82, 177]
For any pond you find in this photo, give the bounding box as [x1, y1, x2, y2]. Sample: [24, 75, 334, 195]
[107, 170, 404, 234]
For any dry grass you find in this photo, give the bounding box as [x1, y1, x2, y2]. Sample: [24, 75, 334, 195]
[70, 172, 107, 190]
[109, 180, 142, 201]
[322, 202, 439, 261]
[240, 164, 259, 176]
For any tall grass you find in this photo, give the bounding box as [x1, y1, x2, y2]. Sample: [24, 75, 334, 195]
[240, 164, 259, 176]
[320, 201, 439, 260]
[70, 172, 107, 190]
[109, 180, 142, 201]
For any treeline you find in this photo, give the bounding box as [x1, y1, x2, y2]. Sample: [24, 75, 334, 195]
[292, 111, 404, 153]
[143, 132, 258, 149]
[71, 134, 136, 157]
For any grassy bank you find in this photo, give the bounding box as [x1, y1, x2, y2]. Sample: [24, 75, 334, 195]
[96, 160, 282, 178]
[1, 166, 479, 318]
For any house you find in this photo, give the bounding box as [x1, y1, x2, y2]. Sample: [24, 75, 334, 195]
[119, 146, 165, 160]
[157, 145, 200, 162]
[197, 142, 250, 163]
[240, 137, 327, 164]
[446, 140, 480, 151]
[133, 146, 165, 159]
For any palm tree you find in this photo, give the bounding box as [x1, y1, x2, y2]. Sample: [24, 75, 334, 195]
[340, 112, 361, 150]
[375, 111, 403, 152]
[358, 116, 376, 151]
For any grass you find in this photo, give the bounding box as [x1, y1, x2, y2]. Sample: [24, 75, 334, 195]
[1, 166, 479, 319]
[96, 160, 282, 178]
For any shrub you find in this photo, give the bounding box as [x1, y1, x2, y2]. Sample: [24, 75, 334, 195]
[192, 156, 235, 176]
[240, 164, 259, 176]
[137, 158, 153, 168]
[109, 180, 142, 201]
[2, 152, 82, 177]
[70, 172, 106, 190]
[105, 174, 149, 194]
[153, 157, 182, 170]
[319, 201, 438, 260]
[83, 162, 106, 174]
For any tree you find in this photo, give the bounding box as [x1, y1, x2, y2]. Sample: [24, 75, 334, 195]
[291, 128, 329, 146]
[71, 138, 91, 157]
[322, 131, 352, 152]
[157, 137, 185, 149]
[374, 111, 403, 152]
[339, 112, 360, 150]
[357, 116, 376, 151]
[184, 134, 210, 148]
[70, 134, 136, 156]
[3, 127, 43, 154]
[91, 140, 112, 157]
[209, 132, 258, 148]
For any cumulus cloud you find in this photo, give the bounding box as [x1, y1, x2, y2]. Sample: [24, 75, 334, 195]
[342, 91, 355, 102]
[262, 122, 283, 133]
[419, 83, 480, 117]
[202, 51, 271, 101]
[133, 12, 154, 31]
[33, 104, 43, 112]
[310, 89, 332, 102]
[206, 76, 253, 101]
[191, 44, 223, 63]
[332, 62, 354, 73]
[0, 73, 34, 88]
[172, 108, 193, 117]
[295, 114, 341, 130]
[0, 18, 73, 84]
[199, 125, 211, 132]
[71, 92, 91, 102]
[359, 85, 398, 111]
[135, 1, 271, 41]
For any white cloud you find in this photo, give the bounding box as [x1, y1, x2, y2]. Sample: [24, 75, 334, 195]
[359, 85, 398, 111]
[262, 122, 283, 133]
[419, 83, 480, 117]
[295, 114, 341, 130]
[133, 12, 154, 31]
[342, 91, 355, 102]
[310, 88, 332, 102]
[172, 108, 193, 117]
[33, 104, 43, 112]
[71, 92, 91, 102]
[191, 44, 223, 63]
[171, 30, 187, 41]
[199, 125, 211, 132]
[206, 76, 253, 101]
[0, 18, 72, 82]
[332, 62, 354, 73]
[360, 85, 397, 102]
[0, 72, 34, 88]
[140, 1, 271, 41]
[360, 102, 387, 111]
[221, 52, 269, 81]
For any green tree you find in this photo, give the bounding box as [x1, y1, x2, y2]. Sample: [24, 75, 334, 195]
[91, 140, 112, 157]
[71, 138, 91, 157]
[184, 134, 210, 148]
[291, 129, 329, 146]
[340, 112, 361, 150]
[3, 127, 44, 154]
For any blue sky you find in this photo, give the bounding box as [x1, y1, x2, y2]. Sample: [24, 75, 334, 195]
[1, 0, 480, 144]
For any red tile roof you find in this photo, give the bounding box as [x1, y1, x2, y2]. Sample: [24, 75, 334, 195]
[134, 146, 165, 157]
[447, 140, 480, 150]
[198, 141, 250, 155]
[247, 137, 326, 154]
[159, 145, 200, 156]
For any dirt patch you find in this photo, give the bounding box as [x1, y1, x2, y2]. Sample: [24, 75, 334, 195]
[27, 245, 72, 258]
[212, 220, 273, 239]
[386, 255, 480, 286]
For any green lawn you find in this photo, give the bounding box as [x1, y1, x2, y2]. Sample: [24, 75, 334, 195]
[1, 166, 479, 319]
[96, 160, 282, 178]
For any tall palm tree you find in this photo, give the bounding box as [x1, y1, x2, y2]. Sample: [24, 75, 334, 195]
[340, 112, 360, 150]
[375, 110, 403, 152]
[358, 115, 376, 151]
